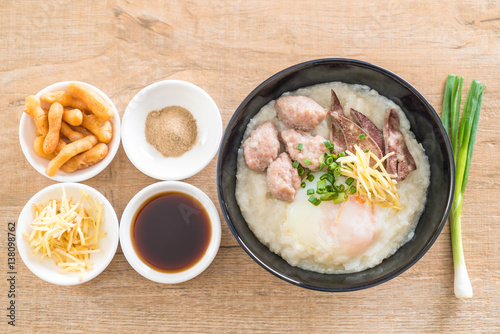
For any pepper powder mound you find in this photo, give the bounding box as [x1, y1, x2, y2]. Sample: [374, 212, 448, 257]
[145, 106, 198, 158]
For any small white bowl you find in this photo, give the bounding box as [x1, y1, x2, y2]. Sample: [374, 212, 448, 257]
[19, 81, 121, 182]
[121, 80, 222, 180]
[17, 183, 119, 285]
[120, 181, 221, 283]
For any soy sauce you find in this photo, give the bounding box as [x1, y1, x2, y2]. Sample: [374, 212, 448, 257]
[131, 192, 211, 273]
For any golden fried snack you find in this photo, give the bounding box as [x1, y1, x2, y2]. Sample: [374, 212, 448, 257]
[43, 102, 64, 154]
[62, 107, 83, 126]
[55, 138, 67, 155]
[70, 125, 93, 136]
[34, 137, 67, 160]
[34, 136, 55, 160]
[25, 95, 49, 136]
[46, 135, 98, 177]
[81, 112, 113, 143]
[60, 122, 85, 142]
[68, 82, 113, 120]
[41, 91, 88, 111]
[61, 143, 108, 173]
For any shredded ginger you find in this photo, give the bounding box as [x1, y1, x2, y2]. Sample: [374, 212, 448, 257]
[23, 188, 105, 280]
[337, 145, 402, 210]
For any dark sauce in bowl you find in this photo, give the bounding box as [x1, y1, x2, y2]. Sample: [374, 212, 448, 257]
[131, 191, 211, 273]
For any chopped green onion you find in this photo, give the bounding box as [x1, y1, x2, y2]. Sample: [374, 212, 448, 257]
[326, 173, 334, 184]
[323, 140, 334, 151]
[359, 134, 366, 139]
[317, 179, 326, 193]
[333, 193, 347, 204]
[345, 177, 354, 186]
[325, 156, 333, 165]
[333, 168, 341, 177]
[297, 143, 303, 151]
[325, 185, 333, 192]
[320, 192, 336, 201]
[308, 195, 321, 206]
[365, 149, 369, 153]
[441, 74, 485, 299]
[319, 174, 328, 180]
[307, 189, 315, 195]
[298, 166, 305, 176]
[319, 154, 327, 164]
[292, 161, 299, 168]
[303, 158, 311, 165]
[300, 182, 306, 188]
[338, 184, 345, 192]
[319, 162, 326, 170]
[306, 174, 314, 182]
[349, 186, 356, 194]
[338, 152, 346, 157]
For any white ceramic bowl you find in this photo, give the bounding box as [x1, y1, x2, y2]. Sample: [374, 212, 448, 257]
[121, 80, 222, 180]
[17, 183, 119, 285]
[120, 181, 221, 283]
[19, 81, 121, 182]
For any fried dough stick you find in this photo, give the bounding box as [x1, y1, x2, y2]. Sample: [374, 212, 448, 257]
[81, 112, 112, 143]
[68, 83, 113, 120]
[43, 102, 64, 154]
[61, 143, 108, 173]
[46, 135, 98, 176]
[41, 91, 88, 111]
[25, 95, 48, 136]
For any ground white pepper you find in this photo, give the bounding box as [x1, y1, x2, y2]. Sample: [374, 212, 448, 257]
[145, 105, 197, 157]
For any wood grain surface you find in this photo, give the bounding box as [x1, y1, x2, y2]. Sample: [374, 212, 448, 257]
[1, 0, 499, 333]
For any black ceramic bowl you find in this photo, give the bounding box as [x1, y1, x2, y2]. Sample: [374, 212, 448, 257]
[217, 59, 454, 292]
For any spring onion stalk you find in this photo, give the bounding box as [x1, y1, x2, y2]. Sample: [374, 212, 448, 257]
[442, 75, 485, 299]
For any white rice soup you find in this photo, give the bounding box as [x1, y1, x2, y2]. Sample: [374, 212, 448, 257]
[235, 82, 430, 274]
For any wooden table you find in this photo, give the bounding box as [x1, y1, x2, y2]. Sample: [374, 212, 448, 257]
[2, 1, 499, 332]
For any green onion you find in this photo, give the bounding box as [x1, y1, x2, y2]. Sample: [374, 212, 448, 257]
[359, 134, 366, 139]
[319, 162, 326, 170]
[303, 158, 311, 165]
[349, 186, 356, 194]
[345, 177, 354, 186]
[320, 192, 336, 201]
[326, 173, 334, 184]
[298, 143, 303, 151]
[333, 168, 341, 177]
[323, 140, 334, 151]
[333, 193, 347, 204]
[441, 75, 485, 299]
[308, 195, 321, 206]
[325, 185, 333, 192]
[307, 189, 315, 195]
[338, 152, 346, 157]
[365, 149, 369, 153]
[306, 174, 314, 182]
[317, 179, 326, 193]
[319, 174, 328, 180]
[338, 184, 345, 192]
[298, 166, 305, 176]
[300, 182, 306, 188]
[292, 161, 299, 168]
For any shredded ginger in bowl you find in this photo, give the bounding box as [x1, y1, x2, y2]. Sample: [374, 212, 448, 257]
[23, 188, 105, 281]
